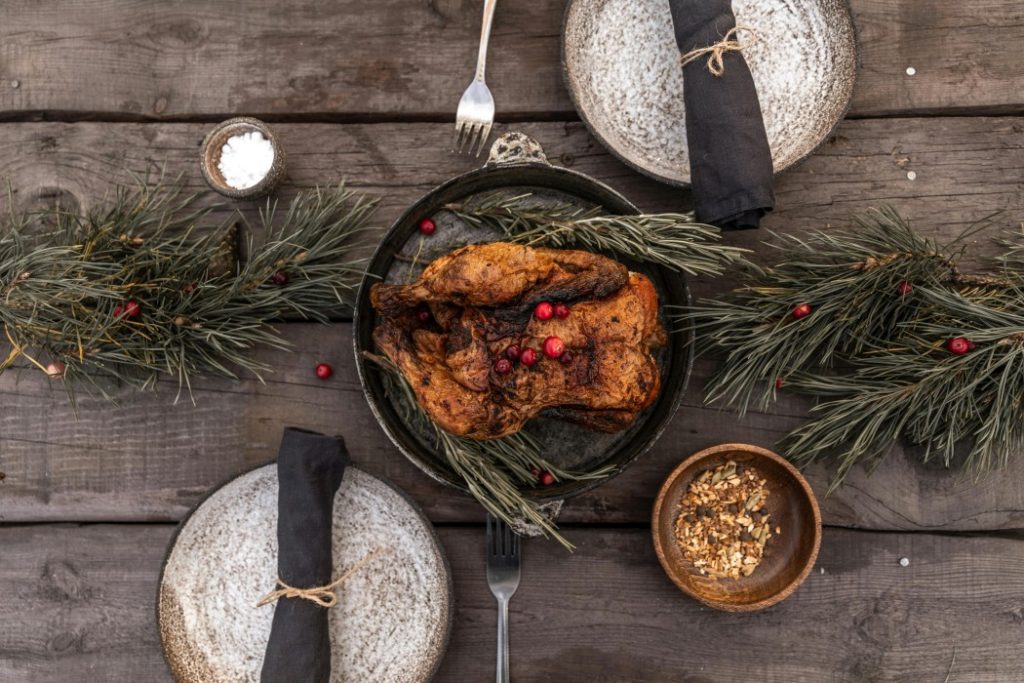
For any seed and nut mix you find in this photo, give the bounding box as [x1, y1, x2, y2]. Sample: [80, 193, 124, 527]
[674, 460, 775, 580]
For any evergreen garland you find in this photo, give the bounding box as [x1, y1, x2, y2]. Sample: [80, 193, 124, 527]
[690, 207, 1024, 490]
[0, 177, 373, 401]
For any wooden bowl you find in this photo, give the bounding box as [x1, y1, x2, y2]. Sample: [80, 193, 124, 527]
[652, 443, 821, 611]
[200, 117, 285, 200]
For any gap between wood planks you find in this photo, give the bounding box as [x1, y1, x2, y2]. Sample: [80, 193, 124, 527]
[0, 110, 578, 126]
[2, 519, 1023, 541]
[4, 108, 1024, 126]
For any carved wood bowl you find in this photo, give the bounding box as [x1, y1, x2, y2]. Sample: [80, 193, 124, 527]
[652, 443, 821, 611]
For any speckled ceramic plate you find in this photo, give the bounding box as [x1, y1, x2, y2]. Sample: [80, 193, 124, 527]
[563, 0, 858, 186]
[157, 466, 452, 683]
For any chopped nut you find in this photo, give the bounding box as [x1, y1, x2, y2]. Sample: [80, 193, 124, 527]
[674, 461, 775, 581]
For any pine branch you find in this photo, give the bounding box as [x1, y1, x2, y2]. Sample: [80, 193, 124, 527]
[690, 207, 1005, 414]
[445, 192, 749, 277]
[366, 352, 618, 551]
[690, 206, 1024, 489]
[0, 177, 374, 400]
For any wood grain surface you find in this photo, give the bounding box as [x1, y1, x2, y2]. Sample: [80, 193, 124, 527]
[0, 0, 1022, 120]
[1, 524, 1021, 682]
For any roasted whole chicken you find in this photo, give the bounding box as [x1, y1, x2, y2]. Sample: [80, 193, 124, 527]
[371, 242, 666, 439]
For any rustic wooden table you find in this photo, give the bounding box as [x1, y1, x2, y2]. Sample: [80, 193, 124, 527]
[2, 1, 1024, 681]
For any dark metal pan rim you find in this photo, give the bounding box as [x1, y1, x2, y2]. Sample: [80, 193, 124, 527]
[354, 155, 694, 503]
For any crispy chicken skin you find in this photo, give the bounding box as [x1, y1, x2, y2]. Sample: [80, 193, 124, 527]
[371, 242, 629, 313]
[371, 242, 664, 439]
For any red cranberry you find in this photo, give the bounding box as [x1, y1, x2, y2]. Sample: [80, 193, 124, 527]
[505, 344, 521, 361]
[554, 303, 570, 319]
[540, 471, 555, 486]
[315, 363, 333, 380]
[897, 281, 913, 296]
[520, 348, 538, 367]
[124, 300, 141, 318]
[494, 358, 513, 375]
[534, 302, 553, 321]
[775, 377, 784, 389]
[559, 351, 573, 365]
[418, 218, 436, 235]
[946, 337, 972, 355]
[416, 307, 432, 324]
[791, 303, 812, 319]
[542, 336, 565, 359]
[271, 269, 289, 286]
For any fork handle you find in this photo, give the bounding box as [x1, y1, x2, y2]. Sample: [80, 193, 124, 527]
[475, 0, 498, 82]
[496, 596, 510, 683]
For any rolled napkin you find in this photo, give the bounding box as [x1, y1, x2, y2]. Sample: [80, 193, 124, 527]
[670, 0, 774, 230]
[260, 427, 349, 683]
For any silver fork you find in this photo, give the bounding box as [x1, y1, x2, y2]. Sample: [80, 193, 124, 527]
[486, 514, 521, 683]
[454, 0, 497, 156]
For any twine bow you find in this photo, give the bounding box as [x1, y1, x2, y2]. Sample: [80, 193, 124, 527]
[256, 547, 383, 609]
[679, 27, 758, 77]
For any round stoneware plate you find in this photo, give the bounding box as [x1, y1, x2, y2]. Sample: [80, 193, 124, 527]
[158, 466, 452, 683]
[562, 0, 858, 186]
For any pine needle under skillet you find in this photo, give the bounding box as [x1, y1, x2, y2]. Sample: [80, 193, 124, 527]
[364, 352, 617, 551]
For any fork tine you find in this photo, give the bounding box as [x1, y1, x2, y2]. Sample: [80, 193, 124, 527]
[506, 521, 515, 557]
[487, 513, 495, 552]
[464, 122, 480, 155]
[455, 120, 468, 154]
[473, 121, 489, 157]
[452, 121, 464, 153]
[477, 123, 487, 156]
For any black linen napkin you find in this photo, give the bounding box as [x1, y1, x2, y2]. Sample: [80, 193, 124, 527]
[261, 427, 349, 683]
[670, 0, 774, 229]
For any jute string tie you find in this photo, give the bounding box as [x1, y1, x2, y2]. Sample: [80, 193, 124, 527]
[679, 26, 758, 77]
[256, 547, 384, 609]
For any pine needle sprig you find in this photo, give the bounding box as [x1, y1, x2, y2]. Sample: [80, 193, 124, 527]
[445, 192, 749, 277]
[782, 327, 1024, 491]
[366, 352, 617, 551]
[992, 225, 1024, 274]
[0, 177, 374, 400]
[691, 205, 1024, 490]
[690, 207, 985, 415]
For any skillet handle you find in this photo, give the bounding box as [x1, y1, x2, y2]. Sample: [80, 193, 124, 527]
[485, 132, 551, 167]
[507, 499, 564, 537]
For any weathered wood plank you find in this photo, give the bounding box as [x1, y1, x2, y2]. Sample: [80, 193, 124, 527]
[849, 0, 1024, 116]
[1, 524, 1022, 682]
[0, 118, 1021, 271]
[0, 1, 1022, 120]
[3, 324, 1024, 532]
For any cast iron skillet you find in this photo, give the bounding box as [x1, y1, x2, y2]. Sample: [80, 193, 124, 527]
[354, 132, 694, 505]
